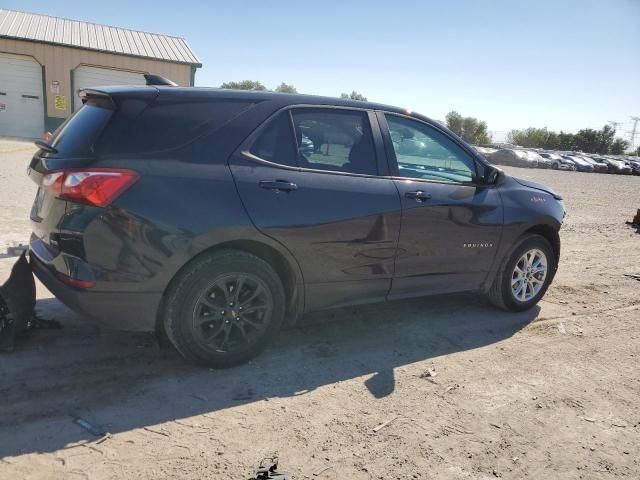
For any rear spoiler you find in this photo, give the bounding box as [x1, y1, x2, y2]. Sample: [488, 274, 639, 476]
[144, 74, 178, 86]
[79, 86, 159, 108]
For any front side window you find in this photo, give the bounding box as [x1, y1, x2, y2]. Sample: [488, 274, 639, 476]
[291, 109, 377, 175]
[385, 114, 476, 183]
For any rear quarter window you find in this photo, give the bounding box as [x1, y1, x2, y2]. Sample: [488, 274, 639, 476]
[94, 99, 256, 155]
[49, 103, 113, 157]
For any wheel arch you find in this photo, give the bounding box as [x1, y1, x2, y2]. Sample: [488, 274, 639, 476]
[482, 220, 561, 295]
[156, 239, 304, 335]
[523, 223, 560, 270]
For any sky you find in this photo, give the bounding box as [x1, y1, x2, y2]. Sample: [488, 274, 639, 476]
[4, 0, 640, 142]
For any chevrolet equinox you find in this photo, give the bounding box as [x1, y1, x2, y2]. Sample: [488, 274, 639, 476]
[28, 86, 564, 366]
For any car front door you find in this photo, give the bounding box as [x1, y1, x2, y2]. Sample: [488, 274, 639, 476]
[229, 107, 402, 312]
[378, 112, 503, 298]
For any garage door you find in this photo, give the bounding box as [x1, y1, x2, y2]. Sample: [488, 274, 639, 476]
[73, 66, 146, 111]
[0, 53, 44, 138]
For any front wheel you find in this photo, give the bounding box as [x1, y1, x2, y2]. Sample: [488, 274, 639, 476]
[487, 234, 556, 312]
[162, 250, 286, 367]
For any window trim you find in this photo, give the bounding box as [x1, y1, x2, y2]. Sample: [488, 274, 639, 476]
[377, 111, 486, 186]
[239, 104, 389, 179]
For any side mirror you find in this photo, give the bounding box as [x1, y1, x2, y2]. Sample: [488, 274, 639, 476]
[483, 165, 502, 185]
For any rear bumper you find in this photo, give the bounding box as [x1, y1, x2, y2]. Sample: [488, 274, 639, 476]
[30, 243, 161, 332]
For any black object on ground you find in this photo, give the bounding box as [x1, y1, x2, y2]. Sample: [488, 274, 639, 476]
[249, 458, 290, 480]
[0, 252, 38, 351]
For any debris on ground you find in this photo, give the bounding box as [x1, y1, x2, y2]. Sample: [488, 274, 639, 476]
[249, 457, 290, 480]
[420, 368, 437, 379]
[373, 417, 398, 432]
[623, 274, 640, 282]
[626, 209, 640, 232]
[73, 417, 107, 437]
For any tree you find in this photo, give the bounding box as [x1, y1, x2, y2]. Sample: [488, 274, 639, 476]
[556, 131, 576, 151]
[445, 111, 491, 145]
[507, 128, 551, 148]
[610, 138, 629, 155]
[573, 128, 600, 153]
[220, 80, 267, 91]
[504, 124, 627, 154]
[340, 91, 367, 101]
[274, 82, 298, 94]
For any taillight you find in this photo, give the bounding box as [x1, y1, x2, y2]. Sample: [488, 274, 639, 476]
[41, 169, 139, 207]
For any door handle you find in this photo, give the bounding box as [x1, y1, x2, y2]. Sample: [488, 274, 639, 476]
[259, 180, 298, 192]
[405, 190, 431, 202]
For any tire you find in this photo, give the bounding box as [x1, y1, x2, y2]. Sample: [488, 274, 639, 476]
[487, 234, 555, 312]
[552, 162, 559, 170]
[163, 250, 286, 367]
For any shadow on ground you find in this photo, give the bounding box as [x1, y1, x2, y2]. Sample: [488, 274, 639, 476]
[0, 293, 539, 457]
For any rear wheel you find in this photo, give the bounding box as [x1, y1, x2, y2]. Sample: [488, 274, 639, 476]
[163, 250, 285, 367]
[487, 234, 555, 312]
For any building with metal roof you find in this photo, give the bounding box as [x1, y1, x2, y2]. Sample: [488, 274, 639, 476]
[0, 8, 201, 137]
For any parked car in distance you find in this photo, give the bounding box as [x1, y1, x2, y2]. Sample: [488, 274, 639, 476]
[490, 148, 536, 168]
[539, 152, 575, 170]
[595, 156, 632, 175]
[575, 155, 608, 173]
[472, 145, 497, 159]
[28, 86, 565, 367]
[524, 150, 552, 168]
[562, 155, 595, 172]
[627, 157, 640, 175]
[625, 158, 640, 175]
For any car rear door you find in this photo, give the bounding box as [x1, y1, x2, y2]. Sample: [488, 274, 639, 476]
[378, 112, 503, 298]
[229, 106, 402, 312]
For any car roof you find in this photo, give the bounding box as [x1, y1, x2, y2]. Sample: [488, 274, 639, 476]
[84, 85, 417, 117]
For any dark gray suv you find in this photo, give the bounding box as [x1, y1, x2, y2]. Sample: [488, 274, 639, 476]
[28, 86, 565, 366]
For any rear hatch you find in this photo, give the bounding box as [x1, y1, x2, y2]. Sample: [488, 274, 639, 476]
[28, 88, 156, 262]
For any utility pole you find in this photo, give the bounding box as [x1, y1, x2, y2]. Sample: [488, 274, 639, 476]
[629, 117, 640, 151]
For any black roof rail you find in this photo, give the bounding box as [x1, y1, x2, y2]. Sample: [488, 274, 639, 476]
[144, 74, 178, 86]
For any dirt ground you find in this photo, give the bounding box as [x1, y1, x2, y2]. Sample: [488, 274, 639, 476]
[1, 138, 639, 479]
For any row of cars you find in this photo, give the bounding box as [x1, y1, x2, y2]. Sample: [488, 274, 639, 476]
[474, 146, 640, 175]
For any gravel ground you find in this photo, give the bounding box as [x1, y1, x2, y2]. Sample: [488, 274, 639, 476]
[1, 140, 639, 479]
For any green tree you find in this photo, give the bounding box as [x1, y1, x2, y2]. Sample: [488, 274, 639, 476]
[445, 111, 464, 136]
[220, 80, 267, 91]
[610, 138, 629, 155]
[445, 111, 491, 144]
[274, 82, 298, 93]
[507, 128, 550, 148]
[573, 128, 600, 153]
[340, 91, 367, 101]
[556, 131, 576, 151]
[505, 124, 626, 154]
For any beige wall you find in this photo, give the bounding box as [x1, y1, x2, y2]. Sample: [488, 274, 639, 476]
[0, 38, 192, 120]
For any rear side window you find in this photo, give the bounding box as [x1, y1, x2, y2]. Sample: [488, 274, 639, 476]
[250, 112, 297, 167]
[94, 99, 255, 155]
[291, 109, 377, 175]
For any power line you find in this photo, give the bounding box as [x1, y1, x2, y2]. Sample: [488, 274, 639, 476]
[630, 116, 640, 151]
